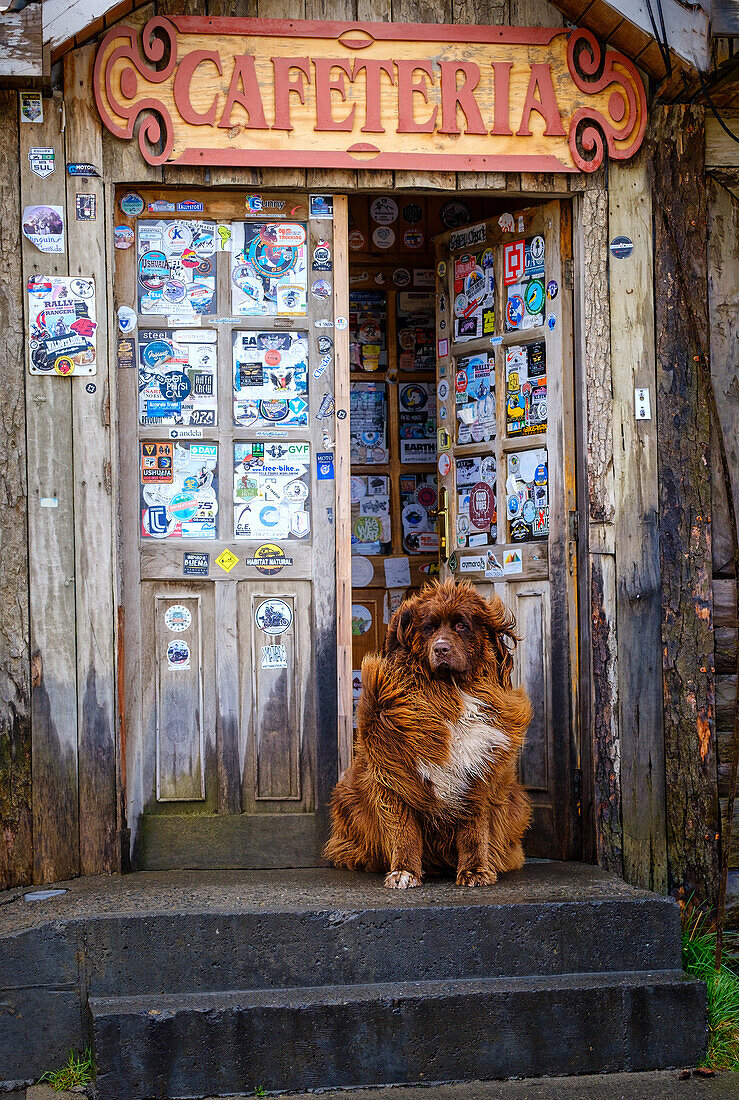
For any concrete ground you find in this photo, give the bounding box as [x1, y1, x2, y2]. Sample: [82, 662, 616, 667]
[9, 1074, 739, 1100]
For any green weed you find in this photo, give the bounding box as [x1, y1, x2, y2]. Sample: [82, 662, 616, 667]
[682, 909, 739, 1070]
[39, 1047, 94, 1091]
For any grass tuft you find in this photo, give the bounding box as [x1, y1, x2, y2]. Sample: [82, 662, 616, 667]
[682, 908, 739, 1070]
[39, 1047, 94, 1092]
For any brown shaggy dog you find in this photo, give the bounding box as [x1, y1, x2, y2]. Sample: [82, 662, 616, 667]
[324, 579, 532, 888]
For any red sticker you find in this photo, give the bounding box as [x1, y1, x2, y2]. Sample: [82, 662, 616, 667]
[456, 370, 468, 393]
[469, 481, 495, 527]
[503, 240, 526, 285]
[264, 350, 281, 367]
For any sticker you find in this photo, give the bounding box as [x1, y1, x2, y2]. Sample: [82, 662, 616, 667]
[317, 452, 334, 479]
[439, 200, 472, 230]
[28, 275, 97, 375]
[255, 598, 293, 635]
[20, 92, 43, 123]
[469, 481, 496, 527]
[167, 639, 190, 669]
[546, 280, 558, 300]
[438, 379, 449, 401]
[525, 280, 545, 314]
[503, 241, 526, 285]
[317, 335, 333, 353]
[245, 543, 294, 575]
[120, 192, 144, 217]
[335, 316, 348, 331]
[547, 312, 556, 330]
[503, 550, 523, 575]
[216, 548, 239, 573]
[392, 268, 411, 287]
[316, 393, 335, 420]
[183, 552, 209, 576]
[437, 427, 451, 451]
[40, 498, 58, 508]
[351, 555, 374, 587]
[370, 197, 398, 225]
[114, 224, 134, 249]
[75, 194, 96, 222]
[498, 212, 515, 232]
[352, 605, 373, 636]
[117, 337, 135, 368]
[448, 552, 458, 573]
[85, 383, 96, 394]
[262, 643, 288, 669]
[449, 223, 486, 252]
[437, 261, 447, 278]
[438, 338, 449, 358]
[147, 200, 176, 213]
[22, 205, 64, 253]
[348, 230, 365, 250]
[610, 236, 634, 259]
[233, 330, 308, 429]
[311, 278, 331, 300]
[438, 452, 452, 477]
[309, 195, 334, 219]
[459, 554, 486, 574]
[67, 163, 101, 177]
[28, 147, 55, 178]
[384, 556, 411, 588]
[506, 295, 524, 329]
[312, 245, 332, 271]
[404, 229, 424, 249]
[485, 550, 504, 578]
[164, 604, 192, 632]
[234, 442, 310, 539]
[177, 200, 204, 213]
[372, 226, 395, 249]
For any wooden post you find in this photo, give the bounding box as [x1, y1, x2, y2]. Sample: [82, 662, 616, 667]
[20, 92, 80, 884]
[610, 149, 667, 893]
[0, 90, 32, 889]
[652, 105, 719, 903]
[65, 45, 118, 876]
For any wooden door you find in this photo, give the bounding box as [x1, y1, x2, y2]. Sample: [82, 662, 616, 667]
[116, 188, 340, 869]
[434, 202, 579, 860]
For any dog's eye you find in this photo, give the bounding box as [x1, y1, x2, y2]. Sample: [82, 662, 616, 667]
[454, 621, 469, 634]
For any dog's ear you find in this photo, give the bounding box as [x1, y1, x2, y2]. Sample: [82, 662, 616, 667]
[484, 596, 519, 688]
[383, 599, 416, 656]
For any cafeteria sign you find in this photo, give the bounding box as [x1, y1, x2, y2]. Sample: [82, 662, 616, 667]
[94, 17, 646, 174]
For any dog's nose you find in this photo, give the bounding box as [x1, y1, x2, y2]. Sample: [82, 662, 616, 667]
[433, 640, 451, 658]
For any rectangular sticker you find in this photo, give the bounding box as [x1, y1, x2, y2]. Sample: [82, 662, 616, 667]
[183, 552, 210, 576]
[27, 276, 96, 375]
[139, 328, 217, 428]
[233, 330, 309, 428]
[136, 219, 217, 316]
[140, 441, 218, 539]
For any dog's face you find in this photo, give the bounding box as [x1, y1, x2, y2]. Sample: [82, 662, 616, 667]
[383, 580, 518, 687]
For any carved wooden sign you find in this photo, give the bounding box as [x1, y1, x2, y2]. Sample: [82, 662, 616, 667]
[93, 17, 646, 174]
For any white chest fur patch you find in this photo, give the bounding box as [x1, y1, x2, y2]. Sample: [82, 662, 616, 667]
[417, 691, 510, 810]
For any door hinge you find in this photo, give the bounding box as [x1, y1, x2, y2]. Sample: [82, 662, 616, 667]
[564, 258, 574, 289]
[568, 509, 579, 542]
[573, 767, 582, 815]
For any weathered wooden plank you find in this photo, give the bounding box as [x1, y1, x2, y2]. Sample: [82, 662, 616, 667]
[716, 675, 735, 732]
[334, 194, 353, 778]
[714, 578, 736, 629]
[0, 6, 46, 85]
[706, 112, 739, 171]
[589, 553, 622, 875]
[64, 46, 119, 876]
[609, 149, 667, 894]
[215, 583, 241, 814]
[139, 812, 318, 869]
[20, 93, 80, 884]
[158, 0, 210, 186]
[653, 105, 719, 904]
[0, 91, 32, 890]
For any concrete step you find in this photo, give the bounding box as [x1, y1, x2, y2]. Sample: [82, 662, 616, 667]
[80, 893, 684, 996]
[91, 970, 706, 1100]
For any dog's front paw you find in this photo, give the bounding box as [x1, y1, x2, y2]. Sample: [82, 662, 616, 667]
[456, 869, 497, 887]
[384, 870, 421, 889]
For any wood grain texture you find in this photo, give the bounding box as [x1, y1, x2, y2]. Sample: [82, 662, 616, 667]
[65, 45, 119, 876]
[609, 149, 667, 894]
[138, 811, 318, 868]
[652, 105, 719, 904]
[0, 91, 32, 889]
[334, 194, 353, 777]
[20, 93, 80, 885]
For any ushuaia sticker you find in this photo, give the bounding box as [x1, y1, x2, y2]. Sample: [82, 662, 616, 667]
[166, 639, 190, 669]
[27, 276, 97, 375]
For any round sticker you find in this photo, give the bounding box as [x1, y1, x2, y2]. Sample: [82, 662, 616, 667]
[439, 200, 472, 229]
[335, 316, 348, 331]
[522, 500, 536, 524]
[437, 261, 447, 278]
[417, 484, 437, 509]
[438, 452, 452, 477]
[313, 245, 331, 266]
[117, 305, 137, 333]
[353, 515, 381, 542]
[481, 456, 497, 481]
[142, 340, 173, 369]
[439, 406, 447, 420]
[546, 280, 558, 300]
[348, 230, 365, 250]
[437, 379, 449, 401]
[507, 494, 520, 518]
[120, 192, 144, 217]
[525, 280, 545, 314]
[251, 544, 291, 576]
[392, 268, 411, 287]
[469, 482, 495, 527]
[163, 222, 192, 254]
[454, 293, 468, 319]
[534, 463, 548, 485]
[506, 295, 524, 328]
[163, 280, 186, 304]
[311, 279, 331, 300]
[264, 349, 281, 367]
[167, 640, 190, 668]
[370, 197, 398, 225]
[351, 605, 373, 635]
[138, 250, 169, 290]
[317, 335, 333, 353]
[54, 356, 75, 376]
[457, 514, 470, 536]
[168, 494, 198, 522]
[197, 257, 214, 276]
[351, 556, 374, 588]
[159, 371, 191, 401]
[372, 226, 395, 250]
[164, 604, 192, 632]
[114, 225, 134, 250]
[259, 399, 289, 422]
[404, 229, 424, 249]
[547, 312, 556, 331]
[284, 480, 308, 503]
[400, 384, 428, 410]
[610, 236, 634, 259]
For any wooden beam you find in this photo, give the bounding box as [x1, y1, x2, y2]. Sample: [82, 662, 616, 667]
[0, 6, 48, 88]
[64, 45, 118, 876]
[609, 147, 667, 893]
[652, 104, 720, 905]
[706, 112, 739, 170]
[0, 90, 32, 889]
[20, 92, 80, 885]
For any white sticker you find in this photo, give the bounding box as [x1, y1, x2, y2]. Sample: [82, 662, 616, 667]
[384, 556, 411, 588]
[459, 555, 486, 573]
[351, 555, 374, 587]
[117, 305, 137, 333]
[40, 497, 58, 508]
[261, 643, 288, 669]
[164, 604, 192, 632]
[335, 316, 348, 331]
[255, 598, 293, 635]
[503, 550, 523, 575]
[167, 639, 190, 669]
[485, 551, 504, 578]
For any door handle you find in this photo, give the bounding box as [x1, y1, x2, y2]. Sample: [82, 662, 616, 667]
[436, 486, 450, 560]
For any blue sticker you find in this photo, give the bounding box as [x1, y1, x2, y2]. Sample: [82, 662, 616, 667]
[147, 400, 180, 417]
[142, 339, 174, 368]
[547, 312, 556, 331]
[506, 295, 524, 328]
[525, 280, 545, 314]
[177, 200, 204, 212]
[316, 451, 334, 480]
[159, 371, 191, 401]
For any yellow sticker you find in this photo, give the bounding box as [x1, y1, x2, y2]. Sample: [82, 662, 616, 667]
[215, 548, 240, 573]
